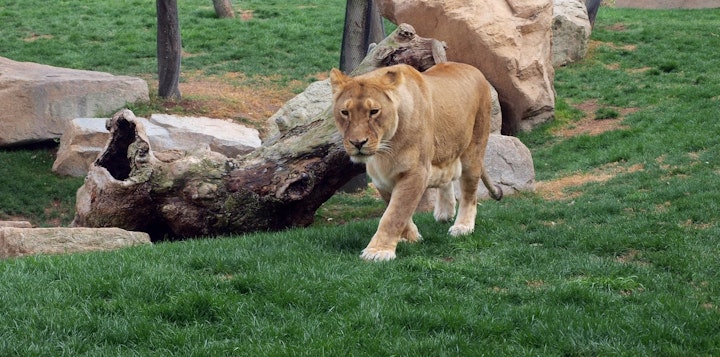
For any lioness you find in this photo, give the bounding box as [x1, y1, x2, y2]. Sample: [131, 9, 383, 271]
[330, 62, 503, 261]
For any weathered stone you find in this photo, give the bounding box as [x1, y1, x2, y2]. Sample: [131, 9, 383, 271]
[0, 227, 151, 259]
[149, 114, 261, 157]
[0, 221, 32, 228]
[377, 0, 556, 133]
[266, 79, 503, 139]
[0, 57, 149, 146]
[53, 115, 262, 177]
[52, 118, 109, 177]
[266, 79, 333, 139]
[553, 0, 592, 67]
[477, 134, 536, 198]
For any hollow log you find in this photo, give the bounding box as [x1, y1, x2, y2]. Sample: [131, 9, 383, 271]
[72, 24, 447, 241]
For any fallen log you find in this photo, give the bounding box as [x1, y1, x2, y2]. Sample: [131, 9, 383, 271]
[73, 24, 448, 241]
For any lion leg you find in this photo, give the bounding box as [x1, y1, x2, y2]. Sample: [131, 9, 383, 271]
[449, 159, 481, 237]
[378, 188, 422, 243]
[449, 179, 478, 236]
[362, 173, 426, 261]
[433, 181, 456, 222]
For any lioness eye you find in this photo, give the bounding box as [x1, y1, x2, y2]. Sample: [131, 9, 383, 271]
[369, 109, 380, 116]
[340, 109, 349, 116]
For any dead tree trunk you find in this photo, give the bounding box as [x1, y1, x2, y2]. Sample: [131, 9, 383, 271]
[73, 24, 447, 241]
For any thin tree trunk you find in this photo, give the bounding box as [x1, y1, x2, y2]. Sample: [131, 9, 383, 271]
[212, 0, 235, 18]
[157, 0, 182, 99]
[339, 0, 385, 192]
[73, 24, 447, 241]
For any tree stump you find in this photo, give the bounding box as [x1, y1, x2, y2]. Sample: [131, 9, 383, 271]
[73, 24, 448, 241]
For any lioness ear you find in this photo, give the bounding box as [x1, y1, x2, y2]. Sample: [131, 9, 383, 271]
[381, 69, 404, 88]
[329, 68, 349, 94]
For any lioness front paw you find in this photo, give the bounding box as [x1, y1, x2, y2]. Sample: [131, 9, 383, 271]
[360, 247, 397, 261]
[448, 224, 474, 237]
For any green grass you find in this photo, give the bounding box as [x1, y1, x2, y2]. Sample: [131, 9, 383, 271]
[2, 4, 720, 355]
[0, 0, 346, 83]
[0, 146, 83, 226]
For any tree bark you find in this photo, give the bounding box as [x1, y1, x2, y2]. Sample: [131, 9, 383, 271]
[338, 0, 385, 192]
[340, 0, 385, 73]
[212, 0, 235, 18]
[157, 0, 182, 99]
[73, 24, 447, 241]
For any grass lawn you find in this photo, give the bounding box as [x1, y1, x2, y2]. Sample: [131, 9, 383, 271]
[1, 2, 720, 355]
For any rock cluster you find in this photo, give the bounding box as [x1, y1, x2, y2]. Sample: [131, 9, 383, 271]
[53, 114, 262, 177]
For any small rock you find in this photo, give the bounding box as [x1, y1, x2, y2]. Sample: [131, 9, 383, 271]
[0, 221, 33, 228]
[0, 227, 151, 259]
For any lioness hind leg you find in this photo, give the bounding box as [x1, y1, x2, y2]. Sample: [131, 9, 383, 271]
[434, 182, 456, 222]
[448, 180, 478, 237]
[449, 164, 481, 237]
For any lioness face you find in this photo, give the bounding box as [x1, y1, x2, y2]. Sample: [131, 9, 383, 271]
[330, 69, 399, 163]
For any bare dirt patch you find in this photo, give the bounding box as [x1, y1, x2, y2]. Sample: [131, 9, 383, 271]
[145, 72, 303, 135]
[554, 99, 638, 138]
[589, 39, 637, 53]
[23, 33, 53, 42]
[536, 163, 644, 200]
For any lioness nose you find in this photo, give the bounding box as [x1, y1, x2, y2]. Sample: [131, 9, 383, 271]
[349, 139, 368, 150]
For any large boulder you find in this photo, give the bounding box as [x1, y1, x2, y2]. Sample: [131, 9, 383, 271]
[0, 57, 149, 146]
[553, 0, 592, 67]
[377, 0, 556, 133]
[52, 115, 262, 177]
[0, 227, 150, 259]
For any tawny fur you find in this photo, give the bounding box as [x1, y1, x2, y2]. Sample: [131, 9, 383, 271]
[330, 62, 502, 261]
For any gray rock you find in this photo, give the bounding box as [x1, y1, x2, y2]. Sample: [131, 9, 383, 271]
[477, 134, 536, 198]
[266, 79, 333, 139]
[148, 114, 261, 157]
[0, 227, 151, 259]
[52, 118, 109, 177]
[0, 57, 149, 146]
[553, 0, 592, 67]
